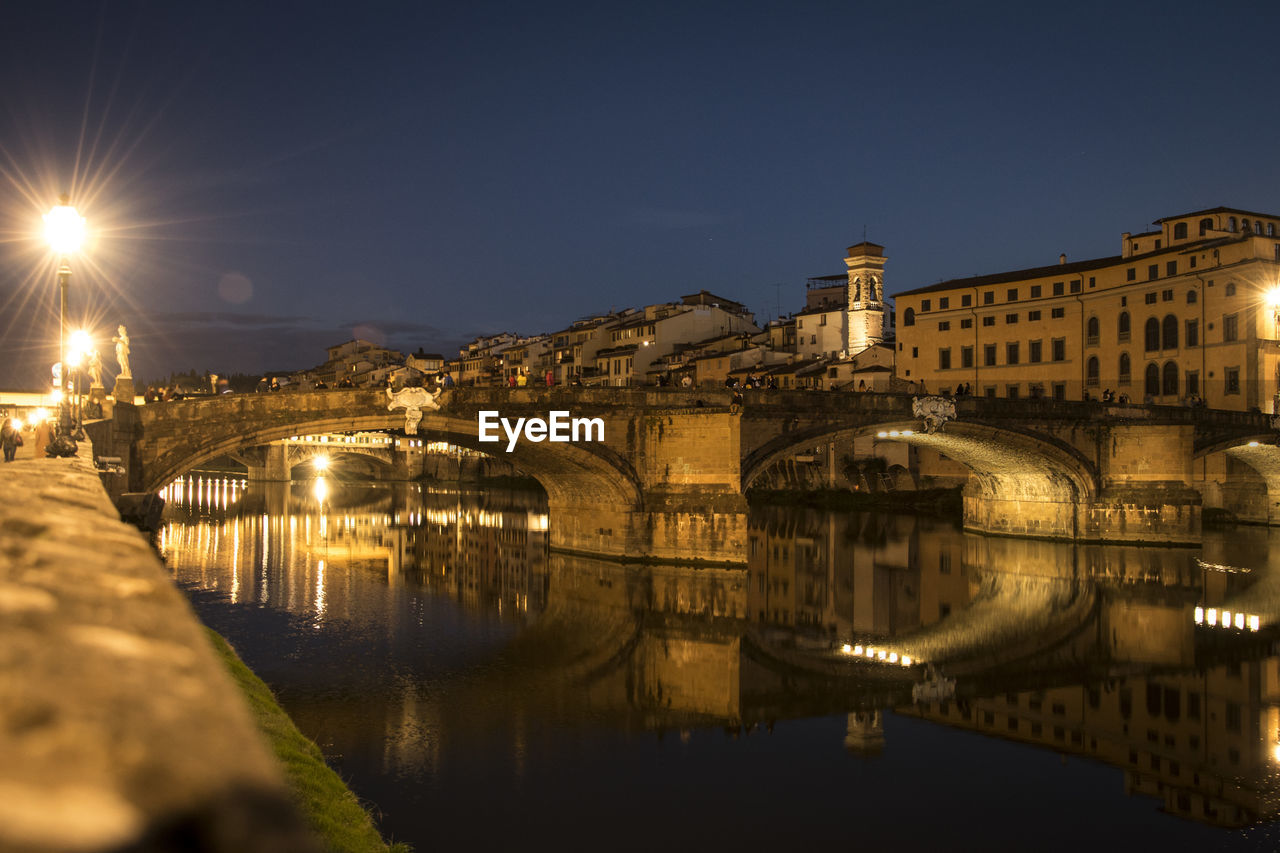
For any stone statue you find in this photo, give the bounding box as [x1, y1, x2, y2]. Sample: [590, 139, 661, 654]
[386, 385, 443, 435]
[112, 325, 131, 379]
[912, 395, 957, 434]
[87, 349, 103, 388]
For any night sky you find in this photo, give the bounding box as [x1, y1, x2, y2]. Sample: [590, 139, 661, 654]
[1, 1, 1277, 387]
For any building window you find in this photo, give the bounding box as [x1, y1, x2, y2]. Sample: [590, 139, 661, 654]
[1199, 217, 1212, 236]
[1144, 318, 1160, 352]
[1145, 364, 1159, 397]
[819, 314, 827, 325]
[1162, 314, 1178, 349]
[1118, 311, 1131, 342]
[1225, 282, 1236, 296]
[1006, 384, 1019, 399]
[1070, 280, 1081, 293]
[1006, 313, 1018, 324]
[1225, 367, 1240, 394]
[1228, 216, 1237, 232]
[1161, 289, 1173, 301]
[1270, 223, 1276, 236]
[961, 294, 972, 307]
[1089, 277, 1096, 288]
[1145, 292, 1157, 305]
[1051, 338, 1065, 361]
[1006, 342, 1019, 364]
[984, 386, 997, 399]
[1086, 316, 1099, 346]
[1028, 310, 1041, 321]
[939, 348, 951, 370]
[983, 316, 995, 327]
[1223, 313, 1238, 342]
[1174, 222, 1187, 239]
[961, 346, 974, 368]
[1030, 285, 1042, 298]
[921, 299, 931, 312]
[1029, 340, 1042, 363]
[939, 297, 950, 309]
[937, 321, 950, 331]
[1053, 281, 1064, 295]
[1187, 289, 1197, 304]
[1166, 261, 1177, 276]
[1185, 371, 1199, 397]
[1162, 362, 1178, 396]
[1086, 356, 1099, 386]
[1126, 268, 1136, 282]
[911, 347, 918, 358]
[1185, 320, 1198, 347]
[903, 307, 915, 326]
[984, 344, 997, 367]
[960, 318, 973, 329]
[1119, 353, 1131, 385]
[1051, 307, 1065, 319]
[1007, 288, 1018, 301]
[1053, 383, 1065, 400]
[984, 291, 995, 305]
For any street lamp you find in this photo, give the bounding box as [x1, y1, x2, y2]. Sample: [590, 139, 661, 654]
[43, 196, 85, 457]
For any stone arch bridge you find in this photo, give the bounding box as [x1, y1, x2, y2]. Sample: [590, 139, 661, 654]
[87, 388, 1279, 564]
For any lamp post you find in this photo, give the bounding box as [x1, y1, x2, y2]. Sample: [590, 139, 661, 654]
[43, 196, 85, 456]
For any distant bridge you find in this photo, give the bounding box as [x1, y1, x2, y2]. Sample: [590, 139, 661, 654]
[87, 387, 1279, 563]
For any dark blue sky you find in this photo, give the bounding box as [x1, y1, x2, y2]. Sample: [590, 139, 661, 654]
[1, 0, 1277, 386]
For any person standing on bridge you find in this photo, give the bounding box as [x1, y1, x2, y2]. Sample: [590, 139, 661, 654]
[1, 418, 22, 462]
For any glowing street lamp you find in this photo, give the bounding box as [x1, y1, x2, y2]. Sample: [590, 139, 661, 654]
[44, 195, 85, 457]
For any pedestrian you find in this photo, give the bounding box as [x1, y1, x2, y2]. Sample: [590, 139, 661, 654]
[516, 371, 528, 387]
[545, 369, 553, 386]
[1, 418, 22, 462]
[681, 374, 693, 388]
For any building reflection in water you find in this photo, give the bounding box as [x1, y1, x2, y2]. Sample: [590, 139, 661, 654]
[160, 475, 1280, 838]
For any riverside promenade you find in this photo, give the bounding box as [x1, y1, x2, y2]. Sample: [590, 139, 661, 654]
[0, 447, 313, 852]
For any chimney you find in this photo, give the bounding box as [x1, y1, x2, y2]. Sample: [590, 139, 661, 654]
[1059, 253, 1066, 265]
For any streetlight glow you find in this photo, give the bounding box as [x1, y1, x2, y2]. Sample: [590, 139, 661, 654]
[68, 329, 91, 365]
[44, 200, 85, 254]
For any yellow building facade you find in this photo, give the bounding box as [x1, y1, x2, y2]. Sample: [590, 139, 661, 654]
[896, 207, 1280, 413]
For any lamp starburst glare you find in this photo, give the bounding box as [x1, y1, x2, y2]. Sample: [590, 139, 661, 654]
[44, 201, 86, 254]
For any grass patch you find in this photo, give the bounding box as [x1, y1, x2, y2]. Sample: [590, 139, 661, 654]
[206, 629, 411, 853]
[747, 486, 963, 517]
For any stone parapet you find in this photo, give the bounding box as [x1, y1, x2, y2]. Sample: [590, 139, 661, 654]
[0, 450, 313, 852]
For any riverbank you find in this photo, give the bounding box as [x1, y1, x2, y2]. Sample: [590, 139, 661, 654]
[206, 629, 411, 853]
[746, 486, 964, 517]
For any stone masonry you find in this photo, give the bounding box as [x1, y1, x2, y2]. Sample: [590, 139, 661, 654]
[0, 449, 314, 852]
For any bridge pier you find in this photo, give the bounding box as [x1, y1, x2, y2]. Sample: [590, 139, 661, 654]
[244, 443, 290, 482]
[1085, 423, 1201, 544]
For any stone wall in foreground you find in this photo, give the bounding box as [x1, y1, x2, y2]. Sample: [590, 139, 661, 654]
[0, 449, 314, 852]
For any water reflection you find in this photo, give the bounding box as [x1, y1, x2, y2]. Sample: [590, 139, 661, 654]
[161, 477, 1280, 846]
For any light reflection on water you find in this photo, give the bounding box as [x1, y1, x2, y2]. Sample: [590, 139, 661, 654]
[160, 476, 1280, 850]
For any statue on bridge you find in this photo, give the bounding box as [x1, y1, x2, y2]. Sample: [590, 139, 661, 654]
[912, 395, 957, 434]
[112, 325, 131, 379]
[386, 385, 443, 435]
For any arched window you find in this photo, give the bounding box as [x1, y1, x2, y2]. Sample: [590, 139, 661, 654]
[1187, 289, 1197, 304]
[1228, 216, 1237, 232]
[1162, 361, 1179, 396]
[1269, 223, 1276, 237]
[1173, 222, 1187, 240]
[1144, 317, 1160, 352]
[1118, 311, 1131, 340]
[1086, 356, 1100, 385]
[1119, 353, 1131, 380]
[1241, 218, 1251, 232]
[1225, 282, 1236, 296]
[1162, 314, 1178, 350]
[1086, 315, 1099, 343]
[903, 307, 915, 327]
[1145, 363, 1160, 397]
[1199, 217, 1213, 236]
[1254, 221, 1262, 234]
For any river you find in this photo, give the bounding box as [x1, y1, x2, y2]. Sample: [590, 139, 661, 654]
[158, 474, 1280, 851]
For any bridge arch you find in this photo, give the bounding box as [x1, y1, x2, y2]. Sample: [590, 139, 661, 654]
[1194, 436, 1280, 526]
[128, 391, 664, 559]
[742, 419, 1100, 540]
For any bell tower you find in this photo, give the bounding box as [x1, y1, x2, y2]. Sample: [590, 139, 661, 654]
[845, 241, 888, 353]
